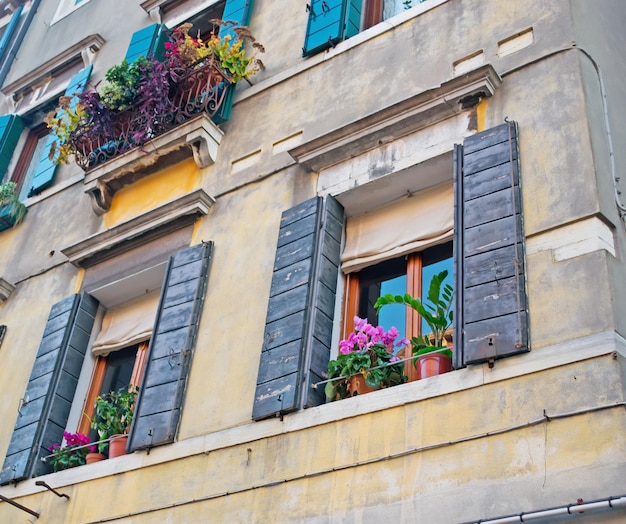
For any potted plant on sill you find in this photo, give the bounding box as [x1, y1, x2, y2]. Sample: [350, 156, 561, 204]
[374, 269, 454, 379]
[92, 386, 138, 458]
[0, 182, 26, 232]
[325, 317, 407, 401]
[47, 431, 96, 472]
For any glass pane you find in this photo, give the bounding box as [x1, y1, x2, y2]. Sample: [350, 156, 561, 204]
[382, 0, 408, 20]
[357, 257, 407, 337]
[421, 242, 454, 337]
[99, 344, 138, 396]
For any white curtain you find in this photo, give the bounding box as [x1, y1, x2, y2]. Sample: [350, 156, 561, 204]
[91, 291, 160, 356]
[341, 181, 454, 273]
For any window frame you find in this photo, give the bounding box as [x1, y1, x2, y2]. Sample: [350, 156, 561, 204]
[77, 340, 150, 437]
[9, 123, 49, 200]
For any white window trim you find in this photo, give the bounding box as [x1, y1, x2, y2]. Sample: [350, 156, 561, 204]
[50, 0, 92, 25]
[140, 0, 223, 27]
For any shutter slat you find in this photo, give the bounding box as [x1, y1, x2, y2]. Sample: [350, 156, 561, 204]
[0, 293, 98, 485]
[253, 196, 344, 420]
[456, 122, 529, 366]
[128, 242, 213, 451]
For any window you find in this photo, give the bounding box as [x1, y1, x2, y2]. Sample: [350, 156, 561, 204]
[78, 341, 150, 439]
[51, 0, 92, 24]
[343, 242, 453, 381]
[303, 0, 429, 56]
[0, 242, 213, 484]
[253, 122, 529, 419]
[8, 123, 50, 200]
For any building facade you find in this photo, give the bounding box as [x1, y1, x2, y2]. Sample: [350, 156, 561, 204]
[0, 0, 625, 522]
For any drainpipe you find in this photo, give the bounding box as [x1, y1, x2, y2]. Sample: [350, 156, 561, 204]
[462, 495, 626, 524]
[0, 0, 42, 89]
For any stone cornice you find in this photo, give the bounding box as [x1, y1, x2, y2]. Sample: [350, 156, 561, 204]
[289, 64, 501, 172]
[61, 189, 215, 268]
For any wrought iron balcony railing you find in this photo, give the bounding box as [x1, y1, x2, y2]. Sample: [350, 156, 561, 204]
[71, 57, 233, 172]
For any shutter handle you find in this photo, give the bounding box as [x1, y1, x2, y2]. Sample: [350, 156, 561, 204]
[321, 1, 330, 12]
[17, 396, 29, 416]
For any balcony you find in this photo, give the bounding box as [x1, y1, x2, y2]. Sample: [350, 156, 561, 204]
[74, 58, 230, 214]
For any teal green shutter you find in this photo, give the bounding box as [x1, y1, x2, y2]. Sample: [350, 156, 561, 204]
[125, 24, 168, 64]
[0, 114, 24, 180]
[220, 0, 254, 41]
[0, 4, 24, 60]
[0, 294, 98, 485]
[302, 0, 362, 57]
[345, 0, 362, 38]
[253, 196, 344, 420]
[27, 66, 92, 198]
[454, 122, 529, 366]
[128, 243, 213, 451]
[213, 0, 255, 124]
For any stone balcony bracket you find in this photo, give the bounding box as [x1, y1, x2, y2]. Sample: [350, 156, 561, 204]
[0, 277, 16, 302]
[83, 113, 223, 215]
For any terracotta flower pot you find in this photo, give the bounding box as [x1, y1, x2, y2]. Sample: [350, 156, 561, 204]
[347, 375, 377, 396]
[108, 435, 129, 458]
[416, 353, 452, 380]
[86, 452, 106, 464]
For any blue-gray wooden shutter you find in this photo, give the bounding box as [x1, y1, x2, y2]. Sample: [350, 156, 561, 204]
[454, 121, 529, 366]
[27, 65, 93, 197]
[302, 0, 362, 57]
[125, 23, 168, 64]
[0, 114, 24, 180]
[252, 196, 344, 420]
[213, 0, 255, 124]
[0, 293, 98, 485]
[0, 4, 23, 61]
[128, 242, 213, 451]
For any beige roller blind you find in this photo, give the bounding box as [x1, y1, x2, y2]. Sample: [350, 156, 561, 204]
[91, 291, 160, 357]
[341, 181, 454, 273]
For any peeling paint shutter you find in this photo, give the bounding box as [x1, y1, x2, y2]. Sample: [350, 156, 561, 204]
[0, 293, 98, 485]
[27, 66, 93, 197]
[0, 114, 23, 180]
[455, 122, 529, 366]
[125, 23, 168, 64]
[253, 196, 344, 420]
[128, 242, 213, 451]
[302, 0, 362, 57]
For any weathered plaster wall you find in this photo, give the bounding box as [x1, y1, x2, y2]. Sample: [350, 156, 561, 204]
[1, 0, 626, 522]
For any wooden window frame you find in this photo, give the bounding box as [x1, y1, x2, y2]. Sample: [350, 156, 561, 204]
[77, 340, 150, 436]
[10, 123, 49, 194]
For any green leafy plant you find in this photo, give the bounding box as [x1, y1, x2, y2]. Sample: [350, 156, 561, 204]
[47, 431, 95, 472]
[0, 181, 27, 225]
[91, 386, 138, 453]
[375, 269, 453, 361]
[100, 57, 151, 111]
[326, 317, 407, 401]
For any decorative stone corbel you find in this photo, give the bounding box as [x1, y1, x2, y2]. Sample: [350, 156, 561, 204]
[0, 277, 15, 302]
[186, 128, 219, 168]
[87, 180, 114, 216]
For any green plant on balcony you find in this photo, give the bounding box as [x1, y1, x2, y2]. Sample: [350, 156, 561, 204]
[45, 22, 264, 169]
[47, 431, 95, 472]
[0, 181, 27, 227]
